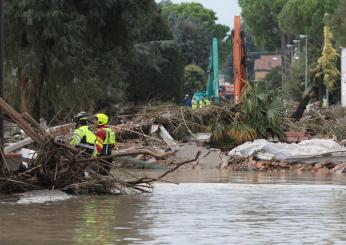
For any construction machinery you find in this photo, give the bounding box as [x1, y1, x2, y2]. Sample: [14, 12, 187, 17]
[232, 16, 247, 103]
[193, 37, 220, 103]
[193, 16, 247, 104]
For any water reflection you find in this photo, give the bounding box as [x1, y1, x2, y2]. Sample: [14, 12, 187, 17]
[0, 195, 151, 245]
[1, 172, 346, 244]
[72, 196, 155, 244]
[74, 199, 119, 244]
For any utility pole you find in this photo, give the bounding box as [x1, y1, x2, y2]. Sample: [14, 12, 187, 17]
[0, 0, 4, 173]
[304, 37, 308, 91]
[300, 35, 308, 91]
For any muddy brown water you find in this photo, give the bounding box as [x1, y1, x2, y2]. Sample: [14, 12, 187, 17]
[1, 170, 346, 245]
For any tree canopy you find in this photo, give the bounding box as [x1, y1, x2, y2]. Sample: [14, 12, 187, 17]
[240, 0, 339, 50]
[239, 0, 286, 50]
[5, 0, 184, 119]
[328, 0, 346, 47]
[240, 0, 343, 103]
[184, 64, 206, 95]
[160, 2, 229, 69]
[278, 0, 339, 42]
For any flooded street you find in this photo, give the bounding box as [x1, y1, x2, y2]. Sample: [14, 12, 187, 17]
[1, 171, 346, 244]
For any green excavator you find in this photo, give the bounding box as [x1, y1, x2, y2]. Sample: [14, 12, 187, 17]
[193, 37, 220, 104]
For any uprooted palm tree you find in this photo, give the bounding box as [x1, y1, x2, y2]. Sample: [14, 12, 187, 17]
[229, 81, 286, 144]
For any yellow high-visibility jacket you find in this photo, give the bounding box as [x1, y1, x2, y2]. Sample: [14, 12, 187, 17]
[70, 125, 96, 154]
[192, 100, 198, 110]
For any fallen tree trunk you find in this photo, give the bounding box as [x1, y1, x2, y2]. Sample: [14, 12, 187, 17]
[0, 97, 44, 143]
[291, 93, 311, 121]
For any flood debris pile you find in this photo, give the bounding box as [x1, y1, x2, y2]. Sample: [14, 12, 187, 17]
[155, 82, 287, 149]
[289, 109, 346, 141]
[117, 98, 346, 174]
[155, 104, 236, 143]
[1, 139, 174, 195]
[227, 139, 346, 174]
[0, 98, 200, 195]
[226, 157, 346, 174]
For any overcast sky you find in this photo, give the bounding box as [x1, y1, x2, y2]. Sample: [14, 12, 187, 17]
[169, 0, 241, 29]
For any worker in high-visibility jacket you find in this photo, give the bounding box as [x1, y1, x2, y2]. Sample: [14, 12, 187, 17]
[94, 113, 116, 156]
[70, 112, 96, 155]
[200, 98, 206, 108]
[205, 98, 211, 106]
[192, 98, 198, 110]
[200, 97, 210, 108]
[94, 113, 116, 175]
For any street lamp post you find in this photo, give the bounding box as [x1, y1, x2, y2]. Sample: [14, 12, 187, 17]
[286, 44, 295, 63]
[299, 35, 308, 91]
[293, 39, 301, 60]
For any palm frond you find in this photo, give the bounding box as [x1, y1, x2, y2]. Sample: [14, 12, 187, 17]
[228, 122, 257, 144]
[239, 81, 286, 140]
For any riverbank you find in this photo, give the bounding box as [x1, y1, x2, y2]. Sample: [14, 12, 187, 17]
[121, 103, 346, 177]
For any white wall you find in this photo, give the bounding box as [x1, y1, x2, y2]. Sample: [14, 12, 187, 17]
[342, 48, 346, 107]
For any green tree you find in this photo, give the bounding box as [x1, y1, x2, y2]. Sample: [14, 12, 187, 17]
[239, 0, 291, 88]
[5, 0, 180, 119]
[161, 2, 229, 69]
[136, 1, 173, 42]
[239, 0, 287, 50]
[264, 67, 283, 89]
[161, 2, 218, 28]
[5, 1, 147, 119]
[126, 1, 184, 104]
[315, 26, 340, 108]
[287, 60, 305, 101]
[240, 0, 340, 97]
[328, 0, 346, 46]
[229, 81, 286, 143]
[183, 64, 206, 95]
[127, 41, 184, 103]
[278, 0, 339, 42]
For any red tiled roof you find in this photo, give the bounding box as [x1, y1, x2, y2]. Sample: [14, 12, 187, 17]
[254, 55, 282, 71]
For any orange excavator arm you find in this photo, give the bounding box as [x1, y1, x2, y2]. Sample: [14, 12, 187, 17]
[233, 16, 247, 103]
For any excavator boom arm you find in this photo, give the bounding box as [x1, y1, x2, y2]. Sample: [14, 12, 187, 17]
[233, 16, 247, 103]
